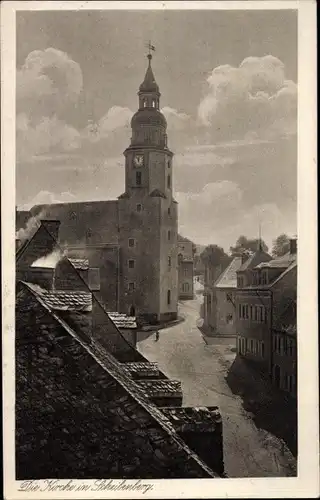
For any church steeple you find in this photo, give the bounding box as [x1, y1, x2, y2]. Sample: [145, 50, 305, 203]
[130, 48, 168, 149]
[138, 52, 160, 110]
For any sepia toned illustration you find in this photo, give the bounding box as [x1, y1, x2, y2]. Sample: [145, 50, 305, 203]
[15, 7, 298, 481]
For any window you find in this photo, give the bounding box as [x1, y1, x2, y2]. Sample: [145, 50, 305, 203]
[88, 268, 100, 291]
[128, 259, 135, 269]
[128, 282, 135, 292]
[168, 256, 171, 268]
[250, 339, 254, 353]
[167, 289, 171, 305]
[137, 204, 142, 212]
[226, 314, 233, 324]
[136, 171, 142, 186]
[250, 305, 253, 320]
[183, 267, 188, 277]
[245, 304, 249, 319]
[238, 304, 242, 319]
[168, 159, 171, 168]
[261, 341, 265, 358]
[287, 338, 294, 356]
[168, 230, 171, 241]
[168, 207, 171, 216]
[128, 238, 135, 248]
[167, 175, 171, 189]
[183, 283, 189, 292]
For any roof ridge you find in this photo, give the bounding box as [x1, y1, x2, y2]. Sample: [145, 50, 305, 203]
[21, 281, 217, 478]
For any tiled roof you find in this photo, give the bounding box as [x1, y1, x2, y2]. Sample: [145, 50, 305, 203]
[270, 260, 297, 288]
[256, 252, 296, 269]
[214, 257, 242, 288]
[238, 250, 272, 272]
[30, 200, 119, 246]
[69, 258, 89, 270]
[24, 282, 92, 311]
[138, 380, 182, 398]
[161, 406, 222, 432]
[108, 312, 137, 329]
[149, 189, 167, 198]
[122, 362, 160, 378]
[19, 281, 217, 477]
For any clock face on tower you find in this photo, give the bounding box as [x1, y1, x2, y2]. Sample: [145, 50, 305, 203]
[133, 154, 144, 168]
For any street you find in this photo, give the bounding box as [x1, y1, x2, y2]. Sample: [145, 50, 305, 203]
[137, 292, 296, 478]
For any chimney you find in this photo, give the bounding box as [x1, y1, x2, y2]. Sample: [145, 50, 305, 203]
[161, 406, 224, 476]
[21, 267, 55, 290]
[40, 219, 61, 241]
[289, 238, 297, 255]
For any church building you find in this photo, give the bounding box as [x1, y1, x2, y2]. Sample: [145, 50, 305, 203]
[18, 53, 178, 324]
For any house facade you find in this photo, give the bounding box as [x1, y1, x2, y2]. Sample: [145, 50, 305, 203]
[177, 239, 194, 300]
[203, 257, 242, 337]
[235, 240, 297, 389]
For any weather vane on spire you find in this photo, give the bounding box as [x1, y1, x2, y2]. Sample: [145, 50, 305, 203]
[146, 41, 156, 58]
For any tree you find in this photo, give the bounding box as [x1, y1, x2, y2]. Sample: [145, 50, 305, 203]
[230, 235, 268, 256]
[200, 244, 231, 270]
[178, 234, 197, 256]
[272, 234, 290, 257]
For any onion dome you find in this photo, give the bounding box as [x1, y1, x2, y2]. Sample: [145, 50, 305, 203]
[131, 108, 167, 129]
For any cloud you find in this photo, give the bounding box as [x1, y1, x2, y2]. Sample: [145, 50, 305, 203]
[17, 114, 81, 162]
[176, 181, 296, 249]
[198, 55, 297, 142]
[16, 48, 83, 163]
[19, 190, 76, 210]
[17, 48, 83, 118]
[161, 106, 191, 130]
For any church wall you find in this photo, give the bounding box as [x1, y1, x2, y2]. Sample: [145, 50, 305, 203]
[118, 194, 161, 321]
[159, 199, 178, 320]
[30, 201, 119, 246]
[149, 150, 170, 194]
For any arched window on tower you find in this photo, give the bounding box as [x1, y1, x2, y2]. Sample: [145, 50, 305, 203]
[152, 99, 156, 108]
[143, 99, 147, 108]
[167, 175, 171, 189]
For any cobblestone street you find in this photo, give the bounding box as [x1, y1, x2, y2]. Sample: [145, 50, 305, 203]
[137, 295, 296, 478]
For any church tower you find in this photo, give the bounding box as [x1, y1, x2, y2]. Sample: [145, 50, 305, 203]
[118, 51, 178, 323]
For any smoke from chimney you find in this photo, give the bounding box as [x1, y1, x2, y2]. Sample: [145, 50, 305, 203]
[16, 210, 46, 243]
[32, 248, 64, 268]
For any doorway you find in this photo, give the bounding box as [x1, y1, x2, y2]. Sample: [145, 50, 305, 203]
[129, 305, 136, 317]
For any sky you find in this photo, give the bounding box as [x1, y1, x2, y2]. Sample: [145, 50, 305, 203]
[16, 9, 298, 250]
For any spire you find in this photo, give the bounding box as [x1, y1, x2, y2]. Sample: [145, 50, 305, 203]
[139, 43, 159, 94]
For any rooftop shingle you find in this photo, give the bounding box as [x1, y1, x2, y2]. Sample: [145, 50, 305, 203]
[69, 258, 89, 270]
[122, 362, 160, 379]
[161, 406, 222, 432]
[108, 312, 137, 329]
[138, 380, 182, 398]
[24, 282, 92, 312]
